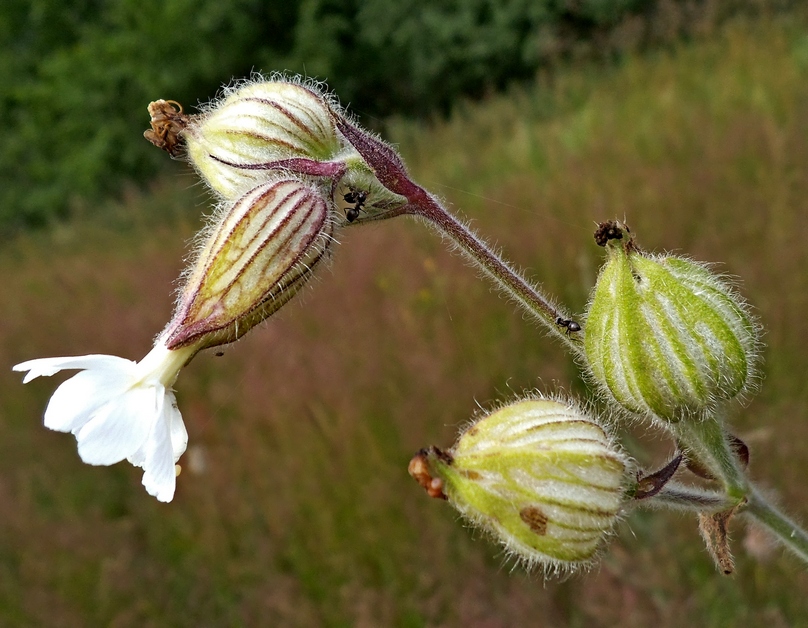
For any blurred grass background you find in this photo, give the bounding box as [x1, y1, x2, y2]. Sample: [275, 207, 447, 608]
[3, 9, 808, 628]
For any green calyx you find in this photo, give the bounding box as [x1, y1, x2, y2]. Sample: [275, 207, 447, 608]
[184, 79, 344, 199]
[584, 226, 759, 423]
[412, 398, 628, 567]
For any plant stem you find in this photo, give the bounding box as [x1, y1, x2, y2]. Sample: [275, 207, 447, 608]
[670, 419, 808, 566]
[672, 417, 748, 500]
[404, 195, 583, 356]
[745, 485, 808, 565]
[637, 481, 737, 513]
[334, 114, 582, 356]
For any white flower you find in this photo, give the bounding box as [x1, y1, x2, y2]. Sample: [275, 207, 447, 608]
[13, 178, 337, 504]
[13, 342, 197, 502]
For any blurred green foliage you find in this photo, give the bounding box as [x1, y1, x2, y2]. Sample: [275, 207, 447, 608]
[1, 0, 784, 233]
[0, 0, 297, 230]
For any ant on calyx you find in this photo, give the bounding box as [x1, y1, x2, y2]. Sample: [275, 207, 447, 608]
[556, 317, 581, 336]
[343, 189, 368, 222]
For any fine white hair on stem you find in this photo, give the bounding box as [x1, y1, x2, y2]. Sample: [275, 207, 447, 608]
[409, 210, 571, 334]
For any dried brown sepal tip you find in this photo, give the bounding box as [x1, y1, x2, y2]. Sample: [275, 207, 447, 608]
[699, 503, 744, 575]
[729, 433, 750, 469]
[594, 220, 626, 247]
[683, 433, 749, 480]
[408, 448, 451, 500]
[633, 452, 683, 500]
[144, 100, 189, 156]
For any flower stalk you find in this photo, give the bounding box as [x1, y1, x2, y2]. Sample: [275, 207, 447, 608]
[672, 417, 749, 502]
[334, 115, 583, 354]
[407, 195, 583, 355]
[639, 481, 738, 513]
[744, 486, 808, 565]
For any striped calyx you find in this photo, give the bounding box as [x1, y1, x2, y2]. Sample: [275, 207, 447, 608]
[584, 223, 759, 423]
[184, 80, 343, 199]
[410, 398, 627, 567]
[162, 177, 333, 350]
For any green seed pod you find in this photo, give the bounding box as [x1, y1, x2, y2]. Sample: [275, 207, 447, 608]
[584, 222, 759, 423]
[409, 397, 628, 569]
[183, 79, 343, 198]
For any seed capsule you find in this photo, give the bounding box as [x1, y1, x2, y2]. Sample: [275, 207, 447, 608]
[411, 397, 628, 568]
[183, 79, 342, 198]
[584, 222, 759, 423]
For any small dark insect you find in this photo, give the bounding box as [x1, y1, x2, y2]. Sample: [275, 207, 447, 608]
[343, 189, 368, 222]
[215, 351, 225, 357]
[556, 317, 581, 336]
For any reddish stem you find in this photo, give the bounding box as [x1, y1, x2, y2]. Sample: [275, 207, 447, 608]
[336, 116, 582, 353]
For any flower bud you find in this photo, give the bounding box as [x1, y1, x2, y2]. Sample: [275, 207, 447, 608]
[162, 177, 334, 350]
[410, 397, 628, 568]
[182, 79, 343, 198]
[584, 221, 759, 423]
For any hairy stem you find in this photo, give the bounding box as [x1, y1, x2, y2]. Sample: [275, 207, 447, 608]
[745, 485, 808, 565]
[334, 114, 582, 355]
[404, 196, 583, 356]
[636, 481, 737, 513]
[672, 417, 748, 500]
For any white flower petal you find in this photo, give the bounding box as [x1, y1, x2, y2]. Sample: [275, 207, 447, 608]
[16, 343, 197, 503]
[75, 385, 159, 465]
[127, 441, 147, 468]
[43, 368, 133, 433]
[127, 393, 188, 469]
[166, 392, 188, 462]
[13, 355, 134, 384]
[140, 395, 178, 502]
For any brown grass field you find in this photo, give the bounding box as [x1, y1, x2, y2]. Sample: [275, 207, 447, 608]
[2, 14, 808, 627]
